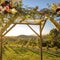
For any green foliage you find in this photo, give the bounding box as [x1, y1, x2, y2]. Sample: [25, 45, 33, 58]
[49, 29, 59, 39]
[44, 28, 60, 49]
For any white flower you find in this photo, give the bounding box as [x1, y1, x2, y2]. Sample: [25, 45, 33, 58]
[10, 8, 17, 14]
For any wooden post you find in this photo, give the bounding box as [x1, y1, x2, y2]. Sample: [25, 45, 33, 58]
[40, 23, 43, 60]
[27, 24, 43, 60]
[0, 31, 2, 60]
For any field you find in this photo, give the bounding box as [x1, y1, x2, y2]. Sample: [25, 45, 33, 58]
[2, 35, 60, 60]
[2, 44, 60, 60]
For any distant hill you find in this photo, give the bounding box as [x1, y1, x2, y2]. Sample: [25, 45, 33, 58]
[17, 35, 38, 38]
[3, 35, 39, 42]
[4, 35, 47, 40]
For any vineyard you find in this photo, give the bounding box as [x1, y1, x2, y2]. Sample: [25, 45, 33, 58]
[2, 45, 60, 60]
[2, 34, 60, 60]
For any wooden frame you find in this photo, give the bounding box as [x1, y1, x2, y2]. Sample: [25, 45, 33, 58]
[0, 19, 46, 60]
[0, 17, 60, 60]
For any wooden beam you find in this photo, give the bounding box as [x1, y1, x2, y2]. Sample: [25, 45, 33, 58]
[27, 25, 40, 38]
[3, 24, 16, 36]
[13, 22, 40, 25]
[49, 17, 60, 31]
[13, 19, 45, 25]
[41, 20, 47, 31]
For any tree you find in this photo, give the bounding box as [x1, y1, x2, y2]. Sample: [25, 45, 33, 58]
[49, 28, 59, 40]
[48, 28, 60, 49]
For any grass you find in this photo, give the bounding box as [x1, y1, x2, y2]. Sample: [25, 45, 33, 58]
[2, 45, 60, 60]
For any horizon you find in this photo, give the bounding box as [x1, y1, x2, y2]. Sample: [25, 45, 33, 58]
[5, 33, 49, 37]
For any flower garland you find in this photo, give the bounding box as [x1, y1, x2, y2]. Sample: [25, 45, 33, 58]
[0, 1, 17, 14]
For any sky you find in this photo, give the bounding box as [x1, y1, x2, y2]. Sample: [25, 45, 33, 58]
[6, 0, 60, 36]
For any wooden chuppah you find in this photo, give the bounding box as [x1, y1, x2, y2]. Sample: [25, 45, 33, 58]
[0, 0, 60, 60]
[0, 15, 60, 60]
[0, 18, 46, 60]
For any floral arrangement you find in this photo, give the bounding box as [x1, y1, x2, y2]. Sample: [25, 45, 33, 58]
[0, 1, 17, 14]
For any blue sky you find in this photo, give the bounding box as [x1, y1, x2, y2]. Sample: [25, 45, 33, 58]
[6, 0, 60, 36]
[23, 0, 60, 9]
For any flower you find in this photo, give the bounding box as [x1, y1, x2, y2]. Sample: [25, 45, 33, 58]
[10, 8, 17, 14]
[0, 6, 3, 11]
[4, 6, 10, 12]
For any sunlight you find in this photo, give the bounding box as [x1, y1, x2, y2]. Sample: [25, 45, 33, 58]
[5, 24, 49, 36]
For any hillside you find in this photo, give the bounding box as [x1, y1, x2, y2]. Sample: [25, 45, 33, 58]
[2, 34, 60, 60]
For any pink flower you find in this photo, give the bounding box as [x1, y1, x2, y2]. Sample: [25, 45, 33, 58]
[5, 6, 10, 12]
[0, 6, 2, 11]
